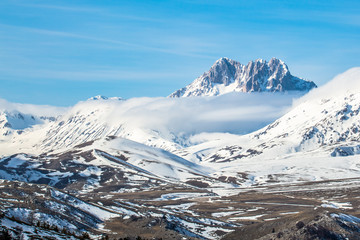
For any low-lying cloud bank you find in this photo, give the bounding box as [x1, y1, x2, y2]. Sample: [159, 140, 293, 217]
[75, 92, 304, 136]
[1, 91, 304, 137]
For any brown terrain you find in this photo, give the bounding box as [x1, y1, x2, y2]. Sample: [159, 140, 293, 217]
[2, 176, 360, 239]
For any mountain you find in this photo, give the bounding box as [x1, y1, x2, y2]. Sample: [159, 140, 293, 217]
[87, 95, 124, 101]
[169, 57, 317, 97]
[0, 99, 67, 139]
[252, 67, 360, 156]
[0, 110, 61, 143]
[0, 111, 39, 136]
[0, 93, 297, 157]
[180, 67, 360, 184]
[0, 137, 212, 192]
[2, 68, 360, 239]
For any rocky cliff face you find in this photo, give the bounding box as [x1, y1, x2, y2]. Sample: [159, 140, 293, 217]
[169, 57, 317, 97]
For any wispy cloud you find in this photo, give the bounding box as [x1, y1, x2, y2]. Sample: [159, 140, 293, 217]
[258, 7, 360, 28]
[0, 67, 184, 82]
[15, 3, 103, 13]
[72, 92, 300, 135]
[17, 3, 165, 22]
[0, 23, 216, 59]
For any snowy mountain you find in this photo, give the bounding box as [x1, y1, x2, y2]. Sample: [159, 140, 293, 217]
[1, 68, 359, 187]
[0, 93, 298, 157]
[0, 111, 39, 136]
[169, 57, 317, 97]
[87, 95, 124, 101]
[253, 67, 360, 156]
[177, 67, 360, 185]
[238, 67, 360, 158]
[0, 137, 213, 192]
[0, 100, 66, 146]
[3, 68, 360, 239]
[0, 110, 62, 142]
[0, 68, 358, 185]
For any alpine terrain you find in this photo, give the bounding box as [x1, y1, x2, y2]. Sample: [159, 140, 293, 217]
[169, 57, 317, 97]
[1, 64, 360, 240]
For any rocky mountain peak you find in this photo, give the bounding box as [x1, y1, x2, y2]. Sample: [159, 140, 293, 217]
[212, 57, 238, 68]
[169, 57, 316, 97]
[207, 57, 242, 86]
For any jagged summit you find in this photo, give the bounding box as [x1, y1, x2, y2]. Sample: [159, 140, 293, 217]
[169, 57, 317, 97]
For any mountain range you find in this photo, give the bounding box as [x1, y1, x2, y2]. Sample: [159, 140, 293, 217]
[1, 61, 360, 239]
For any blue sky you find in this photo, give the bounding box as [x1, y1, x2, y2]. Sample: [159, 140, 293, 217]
[0, 0, 359, 106]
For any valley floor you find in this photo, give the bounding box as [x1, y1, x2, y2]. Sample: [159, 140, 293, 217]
[2, 177, 360, 239]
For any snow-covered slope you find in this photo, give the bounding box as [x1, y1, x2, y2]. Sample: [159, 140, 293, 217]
[0, 111, 40, 135]
[38, 98, 184, 153]
[0, 93, 298, 156]
[250, 67, 360, 157]
[0, 137, 213, 194]
[1, 68, 360, 188]
[2, 68, 360, 240]
[169, 57, 316, 97]
[0, 99, 66, 142]
[0, 180, 120, 239]
[175, 67, 360, 184]
[186, 67, 360, 160]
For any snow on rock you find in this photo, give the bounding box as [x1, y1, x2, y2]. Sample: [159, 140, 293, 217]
[321, 201, 352, 209]
[0, 99, 66, 155]
[0, 217, 77, 240]
[169, 57, 316, 97]
[87, 95, 124, 101]
[170, 68, 360, 187]
[331, 213, 360, 226]
[4, 155, 28, 168]
[252, 67, 360, 155]
[0, 98, 66, 134]
[154, 192, 213, 201]
[13, 92, 296, 156]
[331, 145, 360, 157]
[1, 67, 360, 191]
[0, 111, 40, 130]
[165, 214, 234, 240]
[196, 67, 360, 163]
[5, 207, 78, 230]
[50, 189, 119, 221]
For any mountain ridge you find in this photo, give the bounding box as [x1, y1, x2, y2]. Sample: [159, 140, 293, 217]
[1, 68, 360, 240]
[169, 57, 317, 97]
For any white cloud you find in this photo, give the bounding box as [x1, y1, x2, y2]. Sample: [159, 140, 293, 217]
[0, 23, 215, 59]
[0, 68, 183, 82]
[0, 98, 68, 117]
[74, 92, 302, 136]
